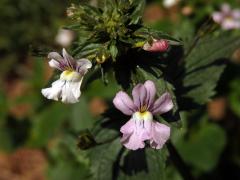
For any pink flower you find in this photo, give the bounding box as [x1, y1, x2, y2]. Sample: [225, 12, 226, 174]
[113, 80, 173, 150]
[212, 4, 240, 30]
[143, 39, 169, 52]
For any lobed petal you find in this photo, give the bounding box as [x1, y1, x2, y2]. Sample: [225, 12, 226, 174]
[42, 78, 83, 104]
[48, 59, 62, 70]
[144, 80, 156, 108]
[150, 92, 173, 115]
[120, 119, 146, 150]
[61, 80, 83, 103]
[232, 10, 240, 19]
[221, 3, 231, 14]
[132, 84, 147, 110]
[41, 79, 65, 101]
[62, 48, 76, 69]
[113, 91, 136, 115]
[76, 58, 92, 75]
[48, 52, 63, 61]
[212, 12, 223, 23]
[150, 122, 170, 149]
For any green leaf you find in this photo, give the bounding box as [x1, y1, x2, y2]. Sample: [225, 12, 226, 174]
[129, 0, 146, 25]
[229, 78, 240, 117]
[48, 135, 90, 180]
[70, 96, 93, 132]
[110, 43, 118, 61]
[173, 117, 226, 172]
[27, 103, 70, 147]
[89, 138, 122, 180]
[118, 148, 168, 180]
[179, 32, 240, 107]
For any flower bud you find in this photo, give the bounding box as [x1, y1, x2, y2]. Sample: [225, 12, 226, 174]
[143, 39, 169, 52]
[96, 51, 110, 64]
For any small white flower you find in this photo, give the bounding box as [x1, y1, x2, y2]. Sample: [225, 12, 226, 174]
[55, 29, 75, 47]
[163, 0, 181, 8]
[41, 49, 92, 104]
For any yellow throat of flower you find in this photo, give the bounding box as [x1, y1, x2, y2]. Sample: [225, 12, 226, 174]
[60, 70, 82, 82]
[133, 111, 153, 121]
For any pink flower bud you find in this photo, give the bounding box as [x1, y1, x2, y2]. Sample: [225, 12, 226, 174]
[143, 39, 169, 52]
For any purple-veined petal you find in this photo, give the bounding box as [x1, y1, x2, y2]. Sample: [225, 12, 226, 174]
[48, 59, 63, 71]
[150, 122, 170, 149]
[48, 52, 63, 61]
[144, 80, 156, 109]
[132, 84, 147, 110]
[150, 92, 173, 115]
[120, 119, 146, 150]
[113, 91, 136, 115]
[76, 58, 92, 74]
[120, 118, 135, 134]
[121, 132, 145, 150]
[62, 48, 75, 69]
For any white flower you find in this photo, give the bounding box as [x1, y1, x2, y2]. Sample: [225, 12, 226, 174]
[55, 29, 75, 47]
[163, 0, 181, 8]
[41, 49, 92, 103]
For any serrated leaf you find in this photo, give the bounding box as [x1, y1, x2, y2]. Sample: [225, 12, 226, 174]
[178, 32, 240, 108]
[118, 148, 168, 180]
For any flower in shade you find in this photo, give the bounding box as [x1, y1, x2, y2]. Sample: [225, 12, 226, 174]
[143, 39, 169, 52]
[113, 80, 173, 150]
[41, 49, 92, 103]
[212, 4, 240, 30]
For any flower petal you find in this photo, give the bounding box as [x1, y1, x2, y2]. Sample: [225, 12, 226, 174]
[48, 59, 62, 70]
[144, 80, 156, 108]
[132, 84, 147, 110]
[150, 92, 173, 115]
[62, 48, 75, 69]
[113, 91, 136, 115]
[48, 52, 63, 61]
[76, 58, 92, 74]
[61, 79, 83, 103]
[212, 12, 223, 23]
[221, 3, 231, 14]
[120, 118, 135, 134]
[120, 119, 146, 150]
[41, 79, 65, 101]
[232, 10, 240, 19]
[150, 122, 170, 149]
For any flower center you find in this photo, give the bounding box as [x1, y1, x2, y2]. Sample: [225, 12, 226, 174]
[60, 70, 82, 82]
[133, 111, 153, 121]
[140, 105, 148, 113]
